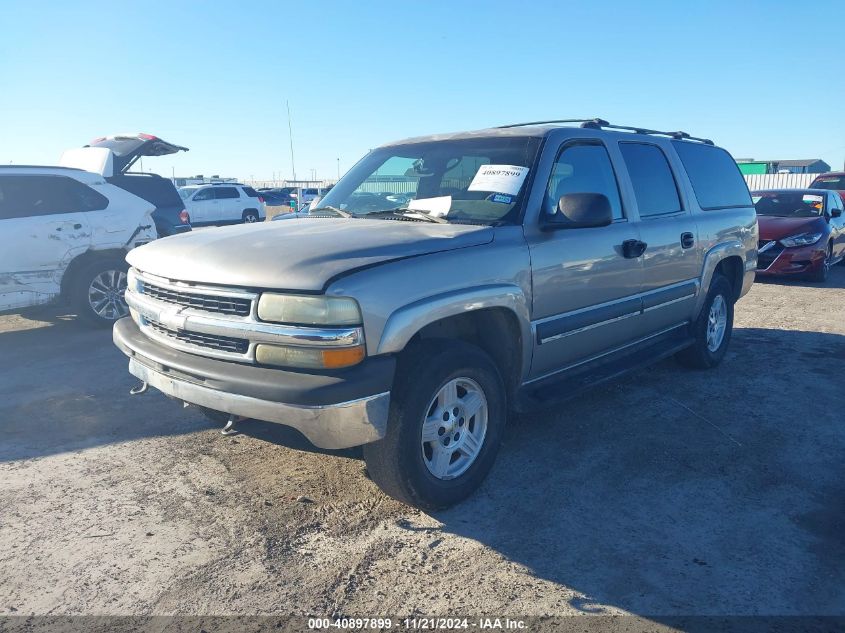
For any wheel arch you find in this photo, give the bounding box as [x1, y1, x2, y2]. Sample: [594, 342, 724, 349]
[695, 241, 749, 317]
[60, 248, 128, 300]
[376, 285, 532, 398]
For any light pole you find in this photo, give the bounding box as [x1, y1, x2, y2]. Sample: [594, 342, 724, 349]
[337, 157, 340, 180]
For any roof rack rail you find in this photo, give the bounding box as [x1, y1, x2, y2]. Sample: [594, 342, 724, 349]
[496, 118, 714, 145]
[497, 118, 609, 129]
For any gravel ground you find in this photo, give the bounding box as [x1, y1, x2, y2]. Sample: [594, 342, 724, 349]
[1, 269, 844, 627]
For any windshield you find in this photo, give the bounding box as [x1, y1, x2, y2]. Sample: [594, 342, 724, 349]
[178, 188, 196, 200]
[317, 136, 542, 224]
[752, 191, 824, 217]
[811, 176, 845, 191]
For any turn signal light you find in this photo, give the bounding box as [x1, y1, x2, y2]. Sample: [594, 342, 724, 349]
[255, 344, 365, 369]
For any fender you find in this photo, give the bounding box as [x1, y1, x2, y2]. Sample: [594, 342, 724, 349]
[377, 283, 533, 382]
[695, 240, 754, 317]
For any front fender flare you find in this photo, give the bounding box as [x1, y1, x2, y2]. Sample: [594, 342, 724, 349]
[376, 284, 532, 381]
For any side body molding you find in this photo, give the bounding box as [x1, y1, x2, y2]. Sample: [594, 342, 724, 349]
[377, 284, 533, 381]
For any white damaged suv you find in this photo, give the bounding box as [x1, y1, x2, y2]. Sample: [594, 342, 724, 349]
[0, 166, 157, 325]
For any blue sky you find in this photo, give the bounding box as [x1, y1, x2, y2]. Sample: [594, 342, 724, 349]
[1, 0, 844, 181]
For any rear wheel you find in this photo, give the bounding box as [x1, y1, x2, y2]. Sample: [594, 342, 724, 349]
[70, 257, 129, 327]
[675, 274, 734, 369]
[363, 340, 506, 510]
[243, 210, 260, 223]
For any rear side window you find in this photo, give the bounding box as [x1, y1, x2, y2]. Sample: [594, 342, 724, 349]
[215, 187, 240, 199]
[0, 175, 108, 220]
[619, 143, 682, 217]
[108, 174, 181, 208]
[243, 187, 260, 197]
[672, 141, 752, 210]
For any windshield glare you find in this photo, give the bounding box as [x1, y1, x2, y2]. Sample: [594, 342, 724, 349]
[317, 137, 542, 224]
[752, 192, 824, 217]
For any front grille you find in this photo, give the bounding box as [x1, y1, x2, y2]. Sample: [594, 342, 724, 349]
[757, 241, 784, 270]
[140, 280, 252, 317]
[148, 320, 249, 355]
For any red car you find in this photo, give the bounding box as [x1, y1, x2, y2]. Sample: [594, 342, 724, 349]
[753, 189, 845, 282]
[810, 172, 845, 200]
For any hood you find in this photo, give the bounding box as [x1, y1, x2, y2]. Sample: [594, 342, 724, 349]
[127, 218, 493, 291]
[757, 215, 825, 241]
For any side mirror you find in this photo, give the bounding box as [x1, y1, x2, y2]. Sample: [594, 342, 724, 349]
[832, 208, 842, 218]
[541, 193, 613, 230]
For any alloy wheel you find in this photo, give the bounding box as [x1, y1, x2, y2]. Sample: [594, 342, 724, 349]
[706, 294, 728, 352]
[420, 377, 488, 480]
[88, 270, 128, 321]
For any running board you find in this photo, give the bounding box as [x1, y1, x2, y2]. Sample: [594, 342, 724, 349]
[515, 326, 693, 413]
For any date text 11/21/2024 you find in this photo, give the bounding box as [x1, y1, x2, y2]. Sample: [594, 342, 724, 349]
[307, 617, 527, 630]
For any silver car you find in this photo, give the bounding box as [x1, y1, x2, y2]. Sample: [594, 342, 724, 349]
[114, 118, 757, 509]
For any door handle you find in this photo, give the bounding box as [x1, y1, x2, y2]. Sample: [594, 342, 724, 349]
[622, 239, 648, 258]
[681, 232, 695, 249]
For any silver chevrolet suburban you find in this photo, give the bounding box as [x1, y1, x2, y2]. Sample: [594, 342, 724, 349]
[114, 118, 757, 509]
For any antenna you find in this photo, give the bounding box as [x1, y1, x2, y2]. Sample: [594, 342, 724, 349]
[286, 100, 297, 181]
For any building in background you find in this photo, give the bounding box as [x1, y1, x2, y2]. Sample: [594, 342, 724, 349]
[736, 158, 831, 175]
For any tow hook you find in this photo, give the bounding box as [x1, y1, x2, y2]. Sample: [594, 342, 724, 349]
[129, 381, 148, 395]
[221, 414, 243, 436]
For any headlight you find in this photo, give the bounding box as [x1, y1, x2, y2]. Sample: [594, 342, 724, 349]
[257, 293, 361, 325]
[780, 232, 822, 248]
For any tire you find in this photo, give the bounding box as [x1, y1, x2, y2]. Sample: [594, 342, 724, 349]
[675, 273, 734, 369]
[69, 257, 130, 327]
[809, 242, 833, 282]
[363, 340, 506, 510]
[242, 210, 260, 223]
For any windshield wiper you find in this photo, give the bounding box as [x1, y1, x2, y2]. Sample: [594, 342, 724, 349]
[309, 206, 353, 218]
[362, 208, 448, 224]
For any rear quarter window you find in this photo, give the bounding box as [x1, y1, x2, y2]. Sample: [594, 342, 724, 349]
[242, 187, 260, 197]
[672, 141, 752, 210]
[215, 187, 240, 199]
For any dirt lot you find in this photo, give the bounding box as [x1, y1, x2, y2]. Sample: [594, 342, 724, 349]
[1, 269, 844, 626]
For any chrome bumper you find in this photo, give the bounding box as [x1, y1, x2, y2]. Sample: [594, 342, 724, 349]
[128, 357, 390, 449]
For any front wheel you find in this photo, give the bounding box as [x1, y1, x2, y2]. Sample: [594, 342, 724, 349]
[809, 242, 833, 282]
[70, 257, 130, 327]
[363, 340, 506, 510]
[675, 273, 734, 369]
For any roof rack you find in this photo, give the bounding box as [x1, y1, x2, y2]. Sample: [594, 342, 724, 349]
[496, 118, 714, 145]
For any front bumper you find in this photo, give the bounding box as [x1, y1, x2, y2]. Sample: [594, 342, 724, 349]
[114, 318, 394, 449]
[756, 243, 826, 277]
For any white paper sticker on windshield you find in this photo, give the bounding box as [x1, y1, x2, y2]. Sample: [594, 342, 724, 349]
[408, 195, 452, 217]
[468, 165, 529, 196]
